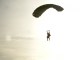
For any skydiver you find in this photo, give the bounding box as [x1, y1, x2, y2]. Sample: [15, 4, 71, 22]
[47, 30, 51, 41]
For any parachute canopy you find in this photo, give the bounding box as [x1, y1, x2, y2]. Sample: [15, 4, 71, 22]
[32, 4, 64, 18]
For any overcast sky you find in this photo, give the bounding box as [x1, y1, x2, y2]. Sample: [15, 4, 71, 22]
[0, 0, 80, 60]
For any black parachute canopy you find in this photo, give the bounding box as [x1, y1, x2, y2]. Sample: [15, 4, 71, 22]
[32, 4, 64, 18]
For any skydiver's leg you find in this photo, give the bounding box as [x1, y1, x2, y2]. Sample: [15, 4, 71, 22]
[47, 37, 48, 41]
[47, 36, 48, 41]
[49, 37, 50, 41]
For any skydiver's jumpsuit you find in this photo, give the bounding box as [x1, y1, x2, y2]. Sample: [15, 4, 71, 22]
[47, 32, 51, 41]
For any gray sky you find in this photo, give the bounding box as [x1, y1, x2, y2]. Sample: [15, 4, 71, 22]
[0, 0, 36, 37]
[0, 0, 80, 60]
